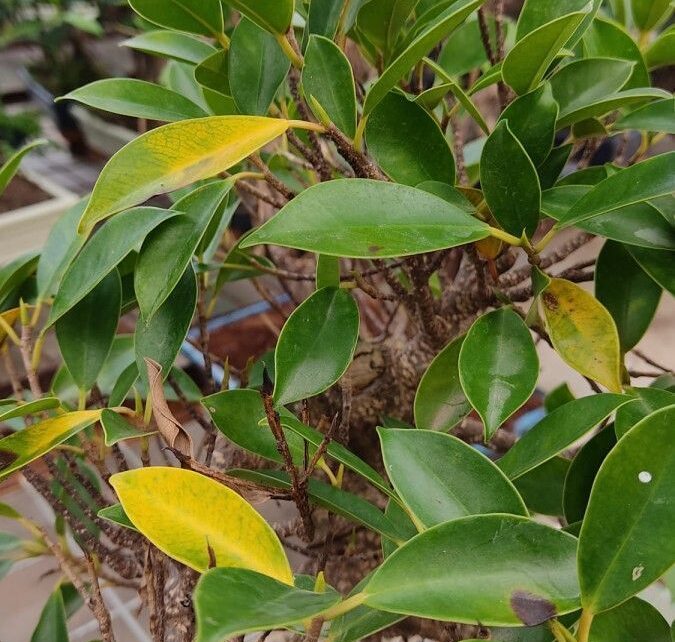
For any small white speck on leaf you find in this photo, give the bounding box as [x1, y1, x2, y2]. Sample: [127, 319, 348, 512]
[638, 471, 652, 483]
[632, 565, 644, 581]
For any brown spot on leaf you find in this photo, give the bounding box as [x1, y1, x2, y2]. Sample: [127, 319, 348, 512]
[206, 538, 217, 569]
[542, 292, 559, 311]
[0, 449, 18, 471]
[510, 590, 556, 626]
[368, 245, 382, 255]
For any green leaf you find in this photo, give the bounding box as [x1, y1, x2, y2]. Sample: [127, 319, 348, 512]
[498, 83, 558, 166]
[631, 0, 672, 30]
[356, 0, 419, 58]
[100, 409, 155, 447]
[497, 394, 629, 480]
[0, 411, 102, 481]
[224, 0, 294, 34]
[230, 468, 406, 542]
[128, 0, 223, 39]
[562, 427, 617, 524]
[459, 308, 539, 439]
[229, 18, 290, 116]
[36, 199, 88, 299]
[49, 207, 174, 325]
[241, 179, 490, 258]
[615, 387, 675, 439]
[111, 466, 293, 580]
[31, 588, 68, 642]
[303, 35, 357, 137]
[366, 91, 455, 186]
[78, 116, 289, 233]
[363, 0, 484, 116]
[644, 26, 675, 69]
[0, 398, 61, 422]
[123, 30, 216, 64]
[414, 334, 471, 431]
[516, 0, 592, 39]
[274, 287, 359, 406]
[538, 144, 573, 189]
[362, 514, 580, 626]
[135, 181, 232, 320]
[316, 254, 340, 289]
[378, 428, 527, 528]
[626, 245, 675, 296]
[595, 241, 662, 352]
[0, 139, 46, 196]
[61, 79, 207, 122]
[135, 266, 197, 386]
[0, 253, 38, 309]
[503, 11, 587, 95]
[305, 0, 343, 40]
[194, 50, 230, 96]
[194, 567, 340, 642]
[578, 405, 675, 612]
[558, 152, 675, 228]
[588, 597, 670, 641]
[56, 270, 121, 391]
[513, 456, 570, 516]
[480, 120, 541, 237]
[614, 98, 675, 134]
[438, 17, 491, 77]
[97, 503, 138, 531]
[539, 278, 623, 392]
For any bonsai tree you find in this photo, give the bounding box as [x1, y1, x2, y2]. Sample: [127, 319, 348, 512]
[0, 0, 673, 641]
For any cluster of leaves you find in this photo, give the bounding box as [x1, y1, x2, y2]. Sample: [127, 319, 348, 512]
[0, 0, 674, 641]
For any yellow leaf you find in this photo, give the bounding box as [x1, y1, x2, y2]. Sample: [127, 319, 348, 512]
[110, 467, 293, 583]
[78, 116, 290, 234]
[540, 278, 623, 393]
[0, 410, 102, 480]
[0, 307, 20, 347]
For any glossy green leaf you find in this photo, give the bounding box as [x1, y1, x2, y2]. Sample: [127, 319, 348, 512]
[379, 428, 527, 527]
[241, 179, 491, 258]
[305, 0, 343, 40]
[497, 394, 629, 480]
[366, 91, 455, 186]
[0, 253, 38, 309]
[135, 181, 232, 320]
[558, 152, 675, 228]
[229, 18, 289, 116]
[438, 17, 491, 77]
[582, 18, 649, 89]
[274, 287, 359, 406]
[111, 466, 293, 580]
[503, 11, 587, 95]
[31, 588, 68, 642]
[229, 468, 406, 542]
[626, 245, 675, 296]
[459, 308, 539, 438]
[363, 0, 484, 116]
[562, 427, 617, 524]
[194, 567, 340, 642]
[49, 207, 174, 325]
[615, 387, 675, 438]
[225, 0, 294, 34]
[498, 83, 558, 166]
[123, 30, 216, 65]
[414, 334, 471, 431]
[78, 116, 289, 233]
[316, 254, 340, 289]
[588, 597, 670, 642]
[100, 409, 155, 447]
[36, 199, 88, 299]
[303, 36, 357, 137]
[0, 139, 46, 196]
[579, 405, 675, 612]
[0, 398, 61, 422]
[97, 503, 138, 531]
[108, 363, 138, 407]
[631, 0, 672, 30]
[194, 50, 230, 98]
[357, 0, 419, 57]
[0, 411, 102, 481]
[161, 60, 210, 111]
[645, 26, 675, 69]
[540, 278, 623, 392]
[538, 143, 573, 189]
[512, 457, 570, 516]
[516, 0, 591, 39]
[204, 389, 307, 464]
[596, 241, 662, 352]
[129, 0, 223, 38]
[61, 79, 207, 121]
[135, 266, 197, 385]
[557, 87, 670, 129]
[480, 120, 541, 237]
[56, 270, 121, 391]
[614, 98, 675, 134]
[362, 514, 580, 626]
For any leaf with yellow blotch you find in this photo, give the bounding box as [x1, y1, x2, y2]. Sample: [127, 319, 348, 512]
[78, 116, 289, 234]
[539, 278, 622, 392]
[110, 466, 293, 582]
[0, 410, 103, 481]
[0, 307, 19, 347]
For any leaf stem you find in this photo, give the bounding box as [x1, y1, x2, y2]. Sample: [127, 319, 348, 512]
[287, 119, 327, 134]
[577, 609, 594, 642]
[487, 226, 522, 246]
[352, 114, 368, 152]
[276, 33, 304, 69]
[549, 619, 576, 642]
[320, 592, 368, 620]
[229, 171, 265, 183]
[534, 227, 558, 253]
[216, 31, 230, 50]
